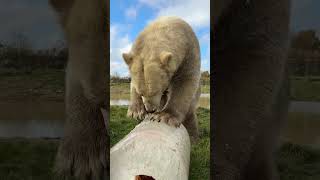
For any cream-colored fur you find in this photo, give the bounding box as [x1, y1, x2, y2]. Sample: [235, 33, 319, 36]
[123, 17, 201, 139]
[50, 0, 109, 179]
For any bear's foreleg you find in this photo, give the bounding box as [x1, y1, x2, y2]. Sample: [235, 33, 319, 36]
[127, 84, 146, 120]
[55, 50, 109, 180]
[182, 84, 201, 141]
[55, 77, 109, 180]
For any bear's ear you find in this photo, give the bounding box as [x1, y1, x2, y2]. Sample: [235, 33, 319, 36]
[160, 51, 176, 72]
[122, 52, 133, 66]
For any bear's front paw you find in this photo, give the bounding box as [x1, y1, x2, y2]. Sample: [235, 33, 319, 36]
[54, 136, 108, 180]
[150, 111, 182, 127]
[127, 102, 146, 120]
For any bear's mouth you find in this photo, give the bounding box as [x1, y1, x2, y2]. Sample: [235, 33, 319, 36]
[162, 88, 169, 95]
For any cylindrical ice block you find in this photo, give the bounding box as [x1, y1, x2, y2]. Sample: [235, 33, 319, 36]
[110, 118, 191, 180]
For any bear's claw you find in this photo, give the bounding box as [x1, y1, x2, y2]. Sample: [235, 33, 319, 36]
[149, 111, 182, 127]
[54, 137, 109, 180]
[127, 103, 146, 120]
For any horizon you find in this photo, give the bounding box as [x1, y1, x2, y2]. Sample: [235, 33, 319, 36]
[0, 0, 318, 76]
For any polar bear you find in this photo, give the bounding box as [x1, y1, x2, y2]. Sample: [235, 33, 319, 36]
[122, 16, 201, 139]
[213, 0, 291, 180]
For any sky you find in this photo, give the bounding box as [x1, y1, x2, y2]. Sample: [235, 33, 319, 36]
[110, 0, 211, 77]
[0, 0, 64, 49]
[0, 0, 320, 75]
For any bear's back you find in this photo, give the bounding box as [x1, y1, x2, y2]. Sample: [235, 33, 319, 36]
[143, 16, 193, 35]
[132, 16, 200, 61]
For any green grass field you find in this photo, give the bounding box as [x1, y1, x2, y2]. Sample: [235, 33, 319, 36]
[201, 84, 210, 94]
[110, 82, 131, 99]
[1, 69, 320, 102]
[0, 138, 58, 180]
[0, 70, 320, 179]
[290, 78, 320, 101]
[0, 109, 320, 179]
[277, 143, 320, 180]
[110, 106, 320, 180]
[0, 69, 65, 101]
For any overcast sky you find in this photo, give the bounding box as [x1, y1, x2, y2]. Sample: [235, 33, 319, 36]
[0, 0, 64, 50]
[0, 0, 319, 64]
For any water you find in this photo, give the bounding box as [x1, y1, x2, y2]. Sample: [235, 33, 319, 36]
[200, 93, 210, 98]
[0, 119, 64, 138]
[0, 99, 320, 147]
[110, 99, 130, 106]
[289, 101, 320, 113]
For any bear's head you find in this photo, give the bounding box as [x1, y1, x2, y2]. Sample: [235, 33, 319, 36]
[122, 51, 177, 113]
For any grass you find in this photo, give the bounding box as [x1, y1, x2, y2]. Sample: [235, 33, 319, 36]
[0, 106, 210, 179]
[0, 69, 65, 102]
[110, 106, 210, 180]
[201, 84, 210, 94]
[110, 82, 131, 99]
[0, 69, 320, 179]
[290, 78, 320, 101]
[0, 138, 59, 180]
[0, 109, 320, 179]
[109, 107, 320, 180]
[277, 143, 320, 180]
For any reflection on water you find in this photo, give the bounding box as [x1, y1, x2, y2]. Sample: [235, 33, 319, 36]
[0, 99, 319, 147]
[0, 119, 64, 138]
[289, 101, 320, 113]
[200, 93, 210, 98]
[110, 99, 130, 106]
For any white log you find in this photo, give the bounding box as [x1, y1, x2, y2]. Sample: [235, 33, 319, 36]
[110, 117, 191, 180]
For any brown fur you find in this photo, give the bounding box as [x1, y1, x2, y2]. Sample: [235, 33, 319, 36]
[213, 0, 291, 180]
[123, 17, 201, 140]
[49, 0, 109, 179]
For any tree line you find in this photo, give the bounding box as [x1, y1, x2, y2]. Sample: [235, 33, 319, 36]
[1, 29, 319, 77]
[0, 33, 68, 74]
